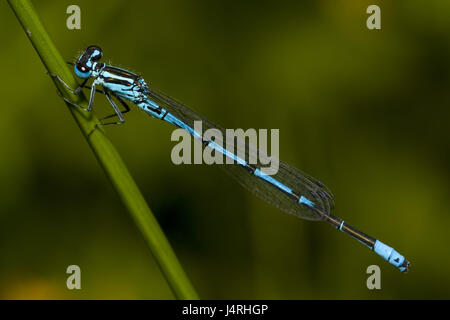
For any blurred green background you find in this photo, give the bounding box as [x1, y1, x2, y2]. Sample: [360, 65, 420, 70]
[1, 0, 449, 299]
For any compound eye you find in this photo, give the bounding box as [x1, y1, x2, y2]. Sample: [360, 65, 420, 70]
[77, 64, 88, 73]
[86, 45, 103, 61]
[74, 63, 91, 78]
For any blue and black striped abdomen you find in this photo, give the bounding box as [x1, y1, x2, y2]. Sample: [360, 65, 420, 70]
[144, 88, 334, 221]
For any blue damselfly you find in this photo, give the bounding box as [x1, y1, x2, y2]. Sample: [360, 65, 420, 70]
[50, 46, 410, 272]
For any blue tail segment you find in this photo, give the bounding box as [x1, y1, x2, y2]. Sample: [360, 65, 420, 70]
[302, 203, 410, 273]
[374, 240, 410, 272]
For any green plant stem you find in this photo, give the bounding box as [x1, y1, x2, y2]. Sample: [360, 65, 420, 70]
[8, 0, 199, 300]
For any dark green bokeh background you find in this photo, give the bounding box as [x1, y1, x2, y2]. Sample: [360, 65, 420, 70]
[1, 0, 449, 299]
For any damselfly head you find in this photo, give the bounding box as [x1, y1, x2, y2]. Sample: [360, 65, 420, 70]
[74, 45, 103, 79]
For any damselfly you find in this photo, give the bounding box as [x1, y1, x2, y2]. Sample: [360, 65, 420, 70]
[50, 46, 410, 272]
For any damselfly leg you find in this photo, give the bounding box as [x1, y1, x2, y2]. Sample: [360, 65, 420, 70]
[48, 73, 92, 111]
[101, 91, 130, 126]
[48, 72, 129, 127]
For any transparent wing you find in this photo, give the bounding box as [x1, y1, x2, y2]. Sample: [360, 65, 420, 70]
[145, 87, 334, 221]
